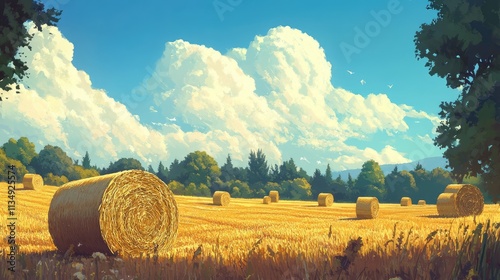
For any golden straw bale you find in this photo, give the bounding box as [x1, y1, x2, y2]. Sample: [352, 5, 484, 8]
[48, 170, 178, 257]
[437, 193, 458, 217]
[318, 193, 334, 207]
[263, 196, 271, 204]
[400, 197, 412, 206]
[213, 191, 230, 206]
[356, 197, 379, 219]
[269, 191, 279, 203]
[22, 173, 44, 190]
[439, 184, 484, 217]
[418, 200, 426, 206]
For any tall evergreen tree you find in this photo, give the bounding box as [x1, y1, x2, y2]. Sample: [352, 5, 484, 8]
[220, 154, 235, 182]
[278, 158, 300, 182]
[168, 159, 184, 183]
[82, 151, 91, 169]
[310, 169, 328, 198]
[247, 149, 270, 186]
[325, 164, 333, 184]
[147, 164, 155, 173]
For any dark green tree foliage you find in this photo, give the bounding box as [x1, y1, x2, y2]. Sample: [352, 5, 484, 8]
[220, 154, 235, 182]
[297, 167, 309, 181]
[424, 167, 453, 203]
[147, 164, 155, 173]
[325, 164, 333, 184]
[0, 0, 61, 94]
[268, 163, 279, 182]
[180, 151, 221, 189]
[104, 158, 144, 174]
[82, 151, 91, 169]
[1, 137, 37, 166]
[415, 0, 500, 202]
[278, 158, 300, 182]
[157, 161, 168, 182]
[247, 149, 269, 186]
[30, 145, 73, 177]
[385, 169, 417, 203]
[331, 175, 348, 201]
[167, 159, 183, 182]
[353, 160, 386, 199]
[310, 169, 328, 198]
[233, 166, 248, 182]
[227, 180, 252, 198]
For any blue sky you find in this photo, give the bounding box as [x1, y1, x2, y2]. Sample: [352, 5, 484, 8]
[1, 0, 461, 174]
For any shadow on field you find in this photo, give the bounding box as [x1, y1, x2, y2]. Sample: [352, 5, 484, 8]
[419, 214, 449, 219]
[194, 203, 221, 206]
[338, 217, 363, 221]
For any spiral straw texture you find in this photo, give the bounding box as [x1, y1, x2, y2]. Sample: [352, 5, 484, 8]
[437, 184, 484, 217]
[22, 173, 44, 190]
[213, 191, 230, 206]
[356, 197, 379, 219]
[48, 170, 178, 257]
[318, 193, 334, 206]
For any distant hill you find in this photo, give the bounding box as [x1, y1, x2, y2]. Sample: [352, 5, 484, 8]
[332, 156, 449, 179]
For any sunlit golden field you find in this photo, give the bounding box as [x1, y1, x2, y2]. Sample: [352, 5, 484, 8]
[0, 182, 499, 279]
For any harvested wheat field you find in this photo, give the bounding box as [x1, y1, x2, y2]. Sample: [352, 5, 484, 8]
[1, 182, 499, 279]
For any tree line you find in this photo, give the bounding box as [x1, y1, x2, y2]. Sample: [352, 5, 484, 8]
[0, 136, 491, 203]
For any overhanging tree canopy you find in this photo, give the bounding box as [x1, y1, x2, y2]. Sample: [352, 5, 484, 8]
[415, 0, 500, 202]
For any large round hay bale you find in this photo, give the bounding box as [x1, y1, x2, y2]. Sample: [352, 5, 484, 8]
[440, 184, 484, 217]
[213, 191, 230, 206]
[22, 174, 43, 190]
[48, 170, 178, 256]
[356, 197, 379, 219]
[418, 200, 426, 206]
[437, 193, 458, 217]
[263, 196, 271, 204]
[269, 191, 279, 203]
[400, 197, 412, 206]
[318, 193, 334, 207]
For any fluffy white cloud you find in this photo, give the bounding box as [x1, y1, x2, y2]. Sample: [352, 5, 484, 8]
[1, 23, 170, 165]
[400, 104, 442, 132]
[1, 24, 441, 172]
[330, 145, 411, 171]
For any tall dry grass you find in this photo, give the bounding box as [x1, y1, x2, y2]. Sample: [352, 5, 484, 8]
[0, 183, 499, 279]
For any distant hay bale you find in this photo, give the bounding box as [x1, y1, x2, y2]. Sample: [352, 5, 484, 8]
[318, 193, 334, 207]
[269, 191, 279, 203]
[48, 170, 178, 257]
[356, 197, 379, 219]
[263, 196, 271, 204]
[436, 184, 484, 217]
[213, 191, 230, 206]
[22, 174, 43, 190]
[418, 200, 426, 206]
[400, 197, 412, 206]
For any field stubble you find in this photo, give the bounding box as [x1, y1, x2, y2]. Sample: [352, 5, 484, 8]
[0, 183, 499, 279]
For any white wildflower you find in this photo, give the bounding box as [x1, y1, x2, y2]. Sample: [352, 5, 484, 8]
[73, 271, 86, 280]
[72, 262, 84, 271]
[92, 252, 106, 261]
